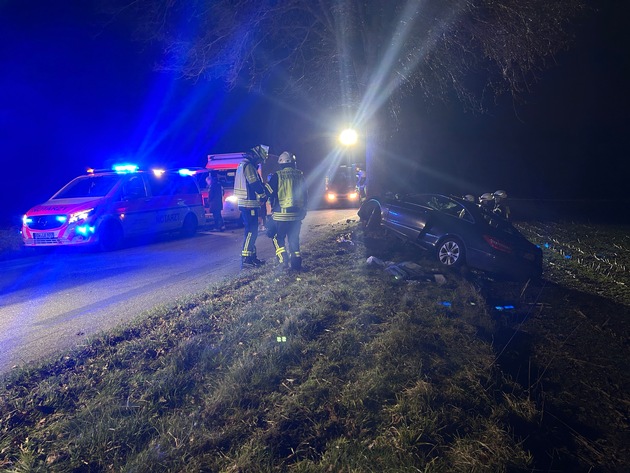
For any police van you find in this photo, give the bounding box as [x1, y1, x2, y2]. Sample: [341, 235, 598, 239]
[21, 165, 206, 250]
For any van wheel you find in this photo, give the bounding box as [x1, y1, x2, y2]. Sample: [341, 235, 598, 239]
[181, 214, 198, 237]
[99, 221, 123, 251]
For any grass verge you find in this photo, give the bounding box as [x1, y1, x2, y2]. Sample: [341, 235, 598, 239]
[2, 219, 628, 472]
[0, 221, 537, 472]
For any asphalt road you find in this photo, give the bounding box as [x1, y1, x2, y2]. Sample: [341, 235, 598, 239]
[0, 208, 359, 374]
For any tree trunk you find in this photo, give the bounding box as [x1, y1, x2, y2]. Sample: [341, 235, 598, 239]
[365, 114, 387, 198]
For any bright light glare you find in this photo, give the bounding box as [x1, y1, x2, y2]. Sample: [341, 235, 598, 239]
[339, 129, 358, 146]
[113, 164, 138, 173]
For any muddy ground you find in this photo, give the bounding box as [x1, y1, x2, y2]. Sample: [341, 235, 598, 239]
[363, 221, 629, 472]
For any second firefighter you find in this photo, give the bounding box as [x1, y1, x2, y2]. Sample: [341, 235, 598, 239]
[268, 151, 308, 270]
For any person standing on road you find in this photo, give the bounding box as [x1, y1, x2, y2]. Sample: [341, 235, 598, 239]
[234, 144, 269, 268]
[268, 151, 308, 270]
[356, 165, 367, 202]
[207, 172, 226, 232]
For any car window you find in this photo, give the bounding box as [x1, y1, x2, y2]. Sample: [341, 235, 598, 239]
[215, 170, 236, 187]
[480, 208, 517, 233]
[173, 175, 199, 194]
[122, 175, 148, 200]
[195, 173, 209, 190]
[54, 175, 121, 199]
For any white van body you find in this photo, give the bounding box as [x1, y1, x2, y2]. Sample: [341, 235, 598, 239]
[22, 168, 205, 250]
[205, 153, 251, 222]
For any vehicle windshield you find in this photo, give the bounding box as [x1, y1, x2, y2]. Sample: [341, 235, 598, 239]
[53, 175, 121, 199]
[327, 166, 356, 190]
[214, 170, 236, 188]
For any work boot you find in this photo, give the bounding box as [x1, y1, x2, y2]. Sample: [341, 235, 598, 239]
[290, 256, 302, 271]
[241, 256, 265, 268]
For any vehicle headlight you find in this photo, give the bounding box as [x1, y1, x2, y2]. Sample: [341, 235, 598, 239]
[225, 195, 238, 204]
[69, 208, 95, 224]
[22, 215, 33, 226]
[348, 192, 358, 200]
[326, 193, 337, 201]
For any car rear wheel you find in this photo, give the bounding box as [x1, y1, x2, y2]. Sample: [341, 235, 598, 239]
[437, 237, 465, 268]
[181, 214, 198, 237]
[98, 221, 123, 251]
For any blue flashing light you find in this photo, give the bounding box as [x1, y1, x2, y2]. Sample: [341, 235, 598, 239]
[495, 305, 515, 311]
[544, 243, 550, 248]
[76, 225, 95, 236]
[22, 215, 33, 225]
[113, 164, 139, 173]
[178, 168, 195, 176]
[56, 215, 68, 223]
[440, 301, 452, 307]
[564, 254, 572, 259]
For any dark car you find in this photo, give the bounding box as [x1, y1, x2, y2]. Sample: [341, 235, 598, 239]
[358, 193, 542, 280]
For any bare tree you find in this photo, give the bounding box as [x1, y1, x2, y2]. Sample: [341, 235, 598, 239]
[105, 0, 585, 196]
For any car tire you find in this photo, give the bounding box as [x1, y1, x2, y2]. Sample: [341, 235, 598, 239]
[98, 221, 123, 252]
[181, 213, 198, 237]
[436, 237, 465, 268]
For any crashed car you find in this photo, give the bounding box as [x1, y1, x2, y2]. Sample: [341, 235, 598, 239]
[358, 193, 543, 280]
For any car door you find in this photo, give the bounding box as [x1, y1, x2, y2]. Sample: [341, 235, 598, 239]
[384, 194, 431, 241]
[148, 173, 185, 232]
[114, 174, 154, 237]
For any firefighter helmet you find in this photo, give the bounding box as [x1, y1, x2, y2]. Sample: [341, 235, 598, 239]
[479, 193, 494, 204]
[278, 151, 295, 164]
[493, 189, 508, 201]
[250, 144, 270, 163]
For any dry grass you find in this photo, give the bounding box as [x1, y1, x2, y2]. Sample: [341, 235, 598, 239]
[0, 220, 628, 472]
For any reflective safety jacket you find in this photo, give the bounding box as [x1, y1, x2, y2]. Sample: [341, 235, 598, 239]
[269, 166, 307, 221]
[234, 157, 266, 209]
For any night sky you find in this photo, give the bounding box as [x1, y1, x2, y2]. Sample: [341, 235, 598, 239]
[1, 0, 628, 226]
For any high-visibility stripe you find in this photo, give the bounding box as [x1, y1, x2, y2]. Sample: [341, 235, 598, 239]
[242, 232, 253, 257]
[238, 199, 260, 208]
[272, 211, 300, 221]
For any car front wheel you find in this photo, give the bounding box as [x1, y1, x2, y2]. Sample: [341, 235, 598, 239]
[181, 214, 198, 237]
[98, 221, 123, 251]
[437, 237, 465, 268]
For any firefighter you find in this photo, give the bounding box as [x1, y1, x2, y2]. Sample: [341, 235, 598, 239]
[234, 144, 270, 268]
[493, 189, 511, 220]
[356, 166, 367, 202]
[268, 151, 308, 270]
[479, 192, 495, 210]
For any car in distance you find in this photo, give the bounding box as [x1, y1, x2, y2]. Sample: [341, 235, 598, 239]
[21, 165, 206, 251]
[358, 193, 543, 280]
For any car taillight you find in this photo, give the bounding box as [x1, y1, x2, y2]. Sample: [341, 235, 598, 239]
[483, 235, 512, 253]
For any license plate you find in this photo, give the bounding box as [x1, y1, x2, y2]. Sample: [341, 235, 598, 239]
[34, 232, 54, 239]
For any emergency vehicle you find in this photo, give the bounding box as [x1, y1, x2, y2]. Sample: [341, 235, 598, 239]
[21, 165, 206, 251]
[205, 152, 253, 222]
[324, 163, 362, 207]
